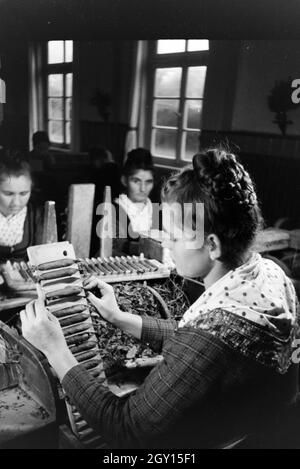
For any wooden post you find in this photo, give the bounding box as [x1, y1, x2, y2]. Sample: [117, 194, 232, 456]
[66, 184, 95, 258]
[98, 185, 113, 258]
[0, 59, 5, 126]
[0, 77, 5, 125]
[42, 201, 58, 244]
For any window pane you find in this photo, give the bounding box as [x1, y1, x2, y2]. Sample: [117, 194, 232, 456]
[153, 99, 179, 127]
[48, 98, 63, 120]
[187, 40, 209, 51]
[181, 131, 200, 161]
[186, 66, 207, 98]
[155, 68, 182, 97]
[48, 74, 63, 97]
[49, 120, 64, 143]
[65, 41, 73, 62]
[152, 128, 177, 159]
[66, 73, 73, 97]
[184, 100, 203, 129]
[48, 41, 64, 64]
[157, 40, 185, 54]
[65, 98, 72, 120]
[66, 122, 71, 145]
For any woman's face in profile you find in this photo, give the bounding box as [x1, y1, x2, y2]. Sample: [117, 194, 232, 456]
[125, 170, 154, 203]
[162, 202, 211, 279]
[0, 174, 32, 217]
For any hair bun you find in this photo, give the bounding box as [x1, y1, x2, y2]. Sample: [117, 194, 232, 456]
[192, 152, 215, 188]
[192, 148, 258, 212]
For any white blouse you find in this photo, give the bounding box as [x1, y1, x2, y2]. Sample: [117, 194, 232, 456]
[115, 194, 153, 235]
[0, 207, 27, 247]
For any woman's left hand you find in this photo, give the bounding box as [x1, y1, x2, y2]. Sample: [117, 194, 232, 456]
[20, 299, 68, 358]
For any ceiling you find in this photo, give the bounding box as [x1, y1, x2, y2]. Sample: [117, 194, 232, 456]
[0, 0, 299, 42]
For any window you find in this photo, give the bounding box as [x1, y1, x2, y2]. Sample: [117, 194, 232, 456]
[47, 41, 73, 147]
[147, 40, 209, 164]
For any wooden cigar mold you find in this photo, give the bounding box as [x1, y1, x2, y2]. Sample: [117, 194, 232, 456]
[78, 255, 170, 281]
[26, 242, 108, 447]
[1, 255, 170, 299]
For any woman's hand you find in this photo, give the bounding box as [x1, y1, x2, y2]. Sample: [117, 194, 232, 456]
[84, 276, 143, 340]
[83, 276, 122, 325]
[20, 299, 68, 358]
[20, 299, 78, 381]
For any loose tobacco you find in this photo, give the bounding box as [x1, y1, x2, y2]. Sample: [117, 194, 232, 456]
[91, 274, 191, 375]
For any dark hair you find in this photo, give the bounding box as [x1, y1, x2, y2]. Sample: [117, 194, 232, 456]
[32, 131, 50, 147]
[123, 148, 154, 178]
[161, 147, 263, 268]
[0, 153, 32, 182]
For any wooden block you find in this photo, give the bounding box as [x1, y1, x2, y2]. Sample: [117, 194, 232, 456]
[42, 201, 58, 244]
[27, 241, 76, 266]
[66, 184, 95, 259]
[0, 78, 5, 104]
[59, 424, 85, 449]
[252, 228, 290, 253]
[139, 236, 164, 262]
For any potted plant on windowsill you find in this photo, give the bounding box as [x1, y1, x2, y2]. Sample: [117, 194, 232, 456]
[267, 77, 300, 136]
[90, 89, 111, 123]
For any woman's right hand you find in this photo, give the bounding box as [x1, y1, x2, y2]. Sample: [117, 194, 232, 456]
[83, 276, 122, 324]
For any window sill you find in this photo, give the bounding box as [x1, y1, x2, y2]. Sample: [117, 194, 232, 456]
[50, 146, 71, 154]
[153, 157, 192, 170]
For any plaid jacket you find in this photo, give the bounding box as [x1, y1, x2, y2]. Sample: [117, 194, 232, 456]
[62, 315, 299, 449]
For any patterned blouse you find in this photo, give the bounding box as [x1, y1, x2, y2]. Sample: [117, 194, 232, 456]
[0, 207, 27, 247]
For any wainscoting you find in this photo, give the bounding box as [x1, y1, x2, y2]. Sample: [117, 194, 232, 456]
[199, 130, 300, 226]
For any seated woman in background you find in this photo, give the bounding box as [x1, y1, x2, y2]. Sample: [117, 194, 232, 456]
[21, 148, 300, 449]
[0, 154, 43, 261]
[89, 146, 121, 202]
[28, 131, 54, 172]
[113, 148, 155, 256]
[28, 131, 55, 202]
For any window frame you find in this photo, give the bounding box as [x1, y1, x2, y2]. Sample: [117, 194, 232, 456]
[145, 40, 209, 167]
[46, 41, 73, 149]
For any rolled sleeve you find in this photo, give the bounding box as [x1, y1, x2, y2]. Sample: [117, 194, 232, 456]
[141, 316, 177, 352]
[62, 363, 107, 393]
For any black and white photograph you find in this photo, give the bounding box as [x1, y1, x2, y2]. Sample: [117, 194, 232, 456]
[0, 0, 300, 454]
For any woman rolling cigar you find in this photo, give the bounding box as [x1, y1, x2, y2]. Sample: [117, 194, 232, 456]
[21, 148, 300, 449]
[0, 154, 43, 261]
[112, 148, 155, 256]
